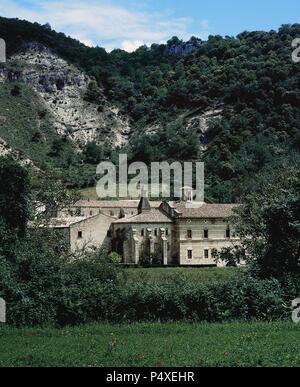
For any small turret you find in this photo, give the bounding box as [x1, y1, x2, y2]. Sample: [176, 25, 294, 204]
[182, 186, 194, 202]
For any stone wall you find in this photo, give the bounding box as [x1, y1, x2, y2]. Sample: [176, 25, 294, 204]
[177, 219, 240, 266]
[113, 223, 174, 264]
[69, 213, 114, 252]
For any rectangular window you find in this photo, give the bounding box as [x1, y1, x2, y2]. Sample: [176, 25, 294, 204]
[226, 227, 231, 239]
[187, 230, 192, 239]
[204, 249, 209, 259]
[78, 231, 83, 239]
[141, 229, 145, 237]
[154, 229, 158, 237]
[187, 249, 193, 259]
[204, 229, 209, 239]
[166, 229, 169, 236]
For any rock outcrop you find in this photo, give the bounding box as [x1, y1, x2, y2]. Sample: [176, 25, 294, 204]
[2, 42, 131, 147]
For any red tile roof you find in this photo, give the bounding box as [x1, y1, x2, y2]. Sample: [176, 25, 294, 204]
[73, 200, 162, 209]
[113, 209, 173, 224]
[170, 202, 239, 219]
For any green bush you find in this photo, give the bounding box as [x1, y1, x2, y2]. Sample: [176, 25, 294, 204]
[151, 252, 163, 267]
[0, 235, 121, 327]
[139, 254, 151, 268]
[109, 276, 289, 323]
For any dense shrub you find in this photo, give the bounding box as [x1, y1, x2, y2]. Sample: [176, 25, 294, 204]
[105, 277, 290, 323]
[2, 257, 297, 326]
[0, 235, 121, 327]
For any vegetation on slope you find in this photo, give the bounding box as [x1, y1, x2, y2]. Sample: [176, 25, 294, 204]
[1, 17, 300, 199]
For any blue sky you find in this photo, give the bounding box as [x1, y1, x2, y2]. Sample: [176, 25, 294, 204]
[0, 0, 300, 51]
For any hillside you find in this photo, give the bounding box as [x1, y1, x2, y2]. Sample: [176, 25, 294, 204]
[0, 17, 300, 200]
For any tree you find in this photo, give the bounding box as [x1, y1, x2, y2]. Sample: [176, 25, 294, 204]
[0, 157, 29, 239]
[83, 142, 103, 164]
[234, 159, 300, 279]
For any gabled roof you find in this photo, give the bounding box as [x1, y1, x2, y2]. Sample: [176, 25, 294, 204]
[33, 212, 114, 229]
[169, 202, 240, 219]
[113, 209, 173, 224]
[72, 200, 162, 209]
[34, 216, 91, 229]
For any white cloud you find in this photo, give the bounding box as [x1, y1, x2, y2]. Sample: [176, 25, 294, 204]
[120, 40, 145, 53]
[0, 0, 210, 51]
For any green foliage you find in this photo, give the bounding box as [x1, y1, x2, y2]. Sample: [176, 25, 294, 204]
[1, 18, 300, 199]
[235, 159, 300, 279]
[109, 252, 122, 265]
[0, 234, 121, 326]
[0, 157, 29, 238]
[84, 79, 103, 104]
[139, 251, 163, 267]
[213, 246, 246, 267]
[139, 253, 151, 268]
[151, 251, 163, 267]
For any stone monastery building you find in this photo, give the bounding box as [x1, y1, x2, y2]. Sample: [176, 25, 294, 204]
[51, 190, 240, 267]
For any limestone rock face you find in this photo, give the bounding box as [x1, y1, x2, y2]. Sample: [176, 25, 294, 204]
[165, 38, 203, 57]
[3, 42, 131, 147]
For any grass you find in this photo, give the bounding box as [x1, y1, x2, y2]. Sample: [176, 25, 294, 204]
[122, 267, 244, 284]
[0, 321, 299, 367]
[78, 186, 99, 200]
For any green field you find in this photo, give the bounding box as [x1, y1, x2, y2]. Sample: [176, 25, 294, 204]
[0, 322, 299, 367]
[78, 186, 99, 199]
[122, 267, 243, 284]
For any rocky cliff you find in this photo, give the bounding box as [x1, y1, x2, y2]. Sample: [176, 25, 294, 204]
[0, 42, 131, 151]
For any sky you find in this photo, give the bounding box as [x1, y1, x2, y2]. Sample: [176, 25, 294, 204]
[0, 0, 300, 52]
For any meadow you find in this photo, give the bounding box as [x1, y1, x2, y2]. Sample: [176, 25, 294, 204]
[121, 266, 243, 285]
[0, 322, 299, 367]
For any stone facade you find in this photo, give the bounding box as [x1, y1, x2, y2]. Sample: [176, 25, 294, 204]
[46, 197, 241, 266]
[40, 213, 113, 253]
[111, 197, 241, 267]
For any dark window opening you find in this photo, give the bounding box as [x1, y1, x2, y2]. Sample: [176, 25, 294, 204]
[78, 231, 83, 239]
[187, 230, 192, 239]
[204, 249, 209, 259]
[204, 229, 209, 239]
[187, 250, 193, 259]
[226, 227, 231, 239]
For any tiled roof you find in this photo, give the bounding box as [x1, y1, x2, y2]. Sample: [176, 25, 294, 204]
[34, 216, 92, 229]
[113, 209, 173, 224]
[73, 200, 162, 209]
[169, 202, 240, 219]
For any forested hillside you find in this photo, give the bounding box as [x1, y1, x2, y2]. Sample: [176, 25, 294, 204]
[0, 17, 300, 201]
